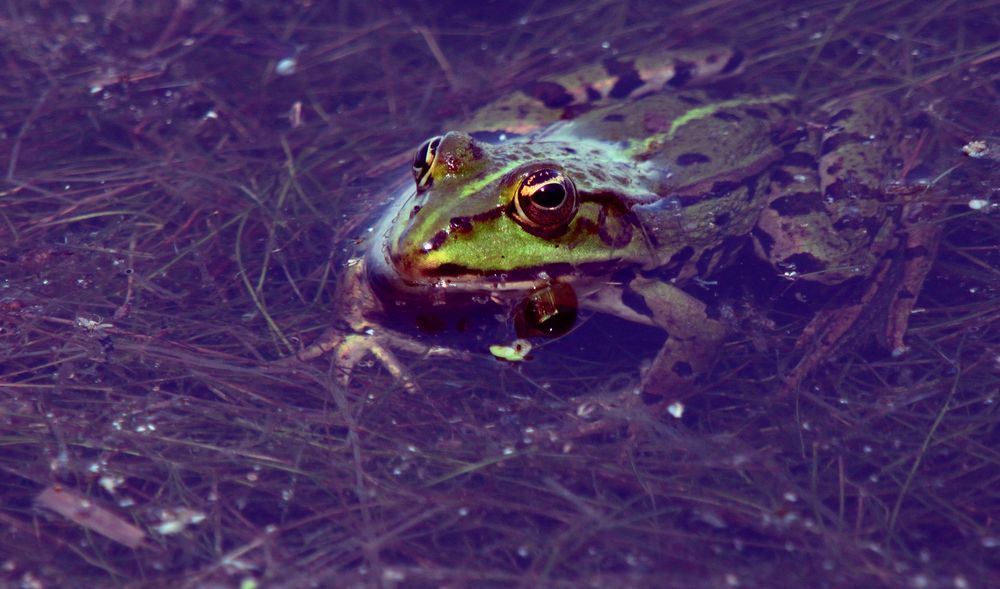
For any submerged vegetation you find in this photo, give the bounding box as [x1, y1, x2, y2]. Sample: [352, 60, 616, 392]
[1, 1, 998, 587]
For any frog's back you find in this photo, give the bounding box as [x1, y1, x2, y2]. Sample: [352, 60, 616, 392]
[553, 90, 799, 273]
[457, 48, 746, 135]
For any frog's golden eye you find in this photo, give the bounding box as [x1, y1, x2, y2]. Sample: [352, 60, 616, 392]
[512, 167, 578, 234]
[412, 136, 442, 192]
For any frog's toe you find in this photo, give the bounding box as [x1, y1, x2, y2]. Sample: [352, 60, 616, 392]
[781, 271, 883, 396]
[782, 221, 937, 394]
[885, 216, 941, 357]
[333, 334, 419, 393]
[277, 326, 420, 391]
[289, 326, 472, 393]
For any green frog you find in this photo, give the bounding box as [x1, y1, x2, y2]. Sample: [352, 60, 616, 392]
[297, 48, 938, 398]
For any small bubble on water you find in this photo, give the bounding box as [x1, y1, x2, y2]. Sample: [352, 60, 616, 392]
[275, 57, 297, 76]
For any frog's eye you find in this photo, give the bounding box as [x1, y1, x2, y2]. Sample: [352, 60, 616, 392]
[512, 168, 578, 234]
[412, 136, 442, 192]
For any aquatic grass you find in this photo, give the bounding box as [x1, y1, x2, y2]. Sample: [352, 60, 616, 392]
[0, 0, 998, 587]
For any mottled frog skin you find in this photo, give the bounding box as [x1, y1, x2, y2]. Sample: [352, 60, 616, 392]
[299, 48, 939, 398]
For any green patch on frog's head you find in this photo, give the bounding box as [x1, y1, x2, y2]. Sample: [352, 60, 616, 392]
[386, 136, 649, 289]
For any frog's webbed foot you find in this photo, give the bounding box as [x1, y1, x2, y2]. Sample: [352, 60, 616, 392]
[781, 205, 941, 395]
[780, 262, 895, 395]
[285, 325, 465, 393]
[279, 256, 466, 391]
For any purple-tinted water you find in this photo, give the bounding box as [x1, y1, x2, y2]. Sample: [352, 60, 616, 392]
[1, 2, 998, 588]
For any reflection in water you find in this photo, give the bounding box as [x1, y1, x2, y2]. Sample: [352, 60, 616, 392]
[516, 281, 579, 338]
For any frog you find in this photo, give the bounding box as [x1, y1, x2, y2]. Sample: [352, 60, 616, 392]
[294, 47, 939, 399]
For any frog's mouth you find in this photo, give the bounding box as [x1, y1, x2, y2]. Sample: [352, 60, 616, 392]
[375, 241, 618, 303]
[381, 253, 560, 298]
[365, 254, 549, 318]
[375, 199, 621, 298]
[367, 249, 584, 339]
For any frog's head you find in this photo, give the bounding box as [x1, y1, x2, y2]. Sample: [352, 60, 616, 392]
[378, 131, 654, 295]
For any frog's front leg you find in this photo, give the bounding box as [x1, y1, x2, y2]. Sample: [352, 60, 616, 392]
[587, 277, 725, 397]
[288, 259, 460, 391]
[296, 326, 424, 392]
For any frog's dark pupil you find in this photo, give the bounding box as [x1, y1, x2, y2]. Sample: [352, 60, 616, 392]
[511, 167, 577, 233]
[533, 182, 566, 208]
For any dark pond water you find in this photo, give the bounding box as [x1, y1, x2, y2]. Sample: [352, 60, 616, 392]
[1, 1, 998, 588]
